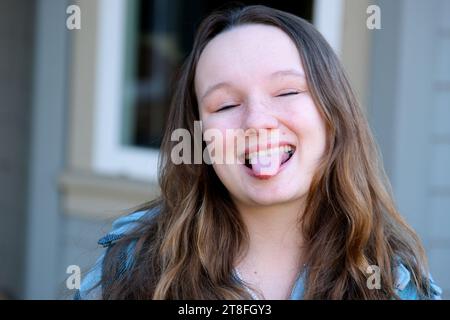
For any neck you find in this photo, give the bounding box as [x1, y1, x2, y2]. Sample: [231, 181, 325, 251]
[234, 198, 306, 264]
[232, 198, 307, 299]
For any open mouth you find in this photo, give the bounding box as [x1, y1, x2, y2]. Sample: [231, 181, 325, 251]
[243, 144, 296, 178]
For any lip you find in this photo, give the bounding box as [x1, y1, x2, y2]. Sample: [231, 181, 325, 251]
[242, 145, 296, 180]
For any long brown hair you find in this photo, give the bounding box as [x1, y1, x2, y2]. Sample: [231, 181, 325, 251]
[100, 4, 431, 299]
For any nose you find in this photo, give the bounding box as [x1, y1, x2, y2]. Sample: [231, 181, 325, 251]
[242, 100, 279, 132]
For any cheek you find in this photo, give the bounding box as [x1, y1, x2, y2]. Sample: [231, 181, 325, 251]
[202, 113, 245, 154]
[202, 127, 242, 166]
[284, 99, 327, 156]
[201, 112, 242, 131]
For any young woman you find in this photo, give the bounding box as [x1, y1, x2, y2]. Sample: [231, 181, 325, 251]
[76, 5, 442, 300]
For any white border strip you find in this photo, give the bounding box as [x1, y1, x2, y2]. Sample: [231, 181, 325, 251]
[93, 0, 158, 182]
[313, 0, 344, 55]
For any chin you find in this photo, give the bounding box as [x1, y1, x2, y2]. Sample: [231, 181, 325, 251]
[241, 189, 303, 207]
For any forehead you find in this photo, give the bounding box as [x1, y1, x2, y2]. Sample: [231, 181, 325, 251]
[195, 24, 304, 93]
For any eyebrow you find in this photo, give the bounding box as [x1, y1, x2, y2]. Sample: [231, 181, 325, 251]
[200, 69, 305, 102]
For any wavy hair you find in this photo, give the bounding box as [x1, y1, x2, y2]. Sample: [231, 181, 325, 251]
[100, 5, 430, 299]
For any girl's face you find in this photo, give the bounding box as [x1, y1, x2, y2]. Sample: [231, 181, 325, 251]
[195, 24, 327, 208]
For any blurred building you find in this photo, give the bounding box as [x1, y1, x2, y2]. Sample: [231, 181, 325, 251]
[0, 0, 449, 299]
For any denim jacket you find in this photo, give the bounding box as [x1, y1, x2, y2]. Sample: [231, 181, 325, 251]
[75, 209, 443, 300]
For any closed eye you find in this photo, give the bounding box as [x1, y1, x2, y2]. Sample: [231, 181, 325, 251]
[216, 104, 239, 112]
[276, 91, 301, 97]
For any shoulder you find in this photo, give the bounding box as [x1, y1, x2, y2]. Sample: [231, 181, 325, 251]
[74, 206, 160, 300]
[97, 207, 158, 247]
[394, 263, 442, 300]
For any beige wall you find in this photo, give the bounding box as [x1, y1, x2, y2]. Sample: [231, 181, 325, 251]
[67, 0, 98, 172]
[62, 0, 158, 220]
[341, 0, 373, 111]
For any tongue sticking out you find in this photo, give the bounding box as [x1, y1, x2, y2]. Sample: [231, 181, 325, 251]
[250, 151, 291, 178]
